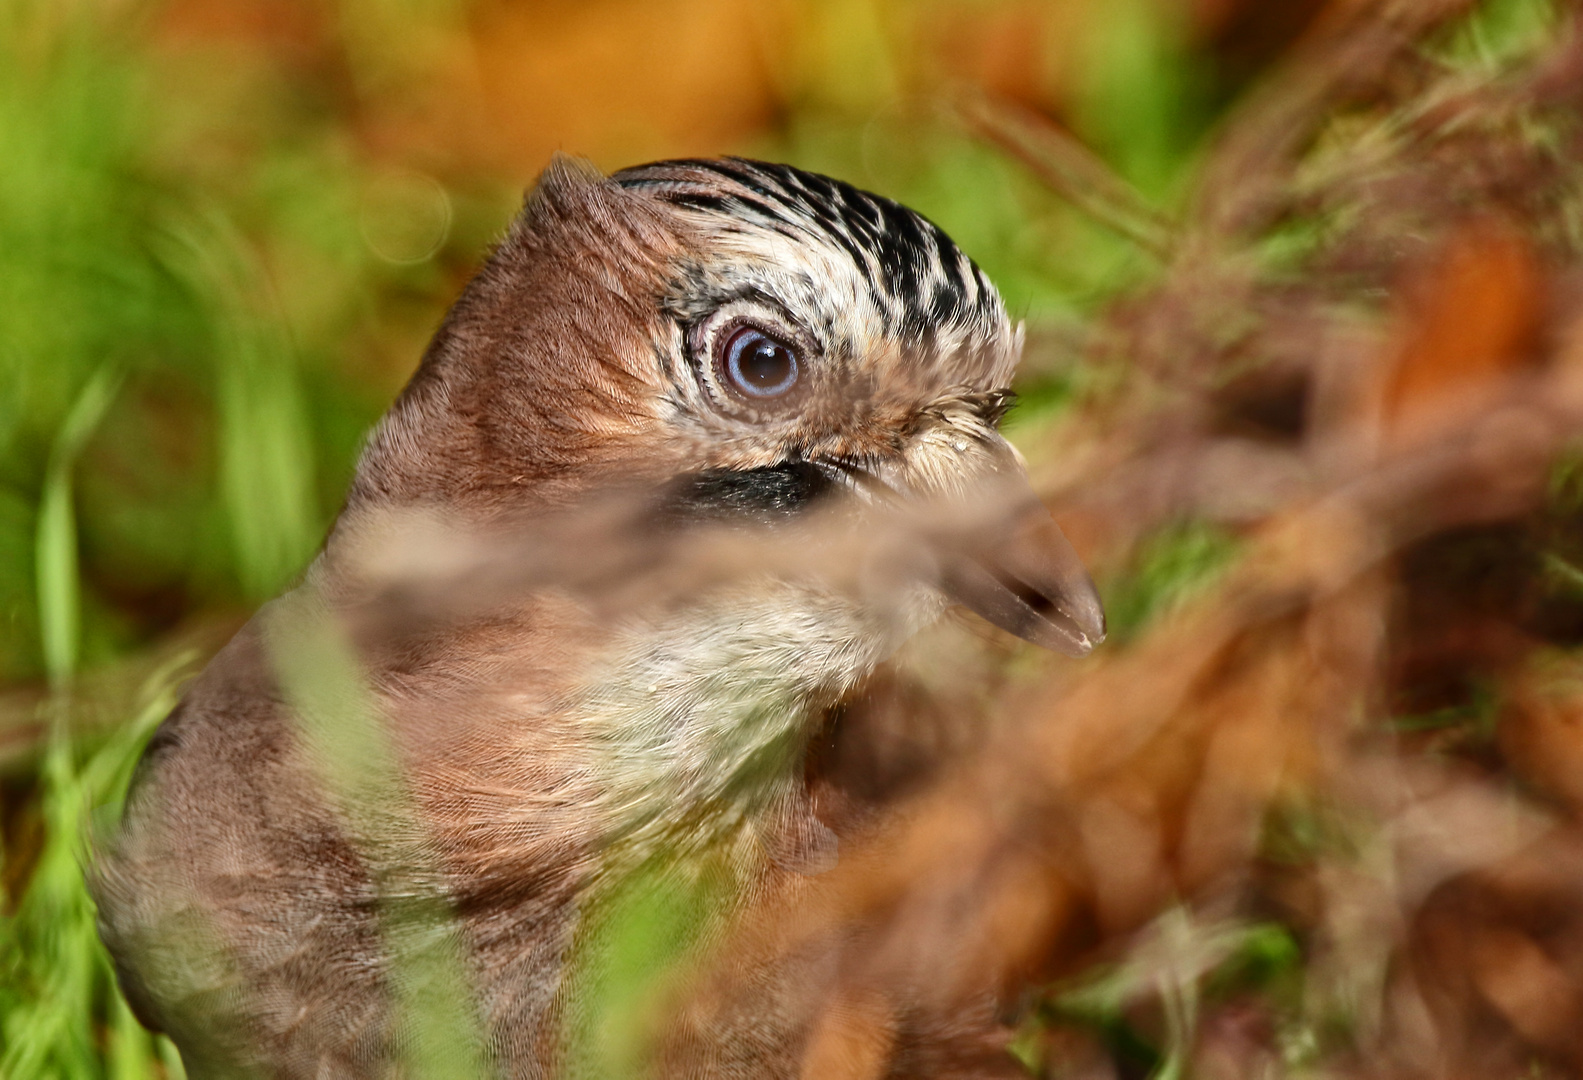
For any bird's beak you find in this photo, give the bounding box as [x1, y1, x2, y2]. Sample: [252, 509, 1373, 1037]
[934, 470, 1106, 658]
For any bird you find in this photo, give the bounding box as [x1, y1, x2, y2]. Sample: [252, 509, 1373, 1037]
[92, 155, 1105, 1079]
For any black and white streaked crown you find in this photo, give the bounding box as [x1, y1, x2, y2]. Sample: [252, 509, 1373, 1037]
[614, 157, 1010, 355]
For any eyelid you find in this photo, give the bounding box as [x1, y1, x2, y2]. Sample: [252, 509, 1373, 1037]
[690, 292, 816, 359]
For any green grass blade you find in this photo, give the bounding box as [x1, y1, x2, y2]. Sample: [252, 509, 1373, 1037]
[265, 591, 490, 1079]
[35, 365, 123, 691]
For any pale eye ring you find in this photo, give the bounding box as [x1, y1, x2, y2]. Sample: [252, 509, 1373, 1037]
[718, 325, 800, 399]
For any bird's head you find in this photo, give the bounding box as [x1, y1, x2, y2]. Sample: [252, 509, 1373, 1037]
[347, 155, 1104, 656]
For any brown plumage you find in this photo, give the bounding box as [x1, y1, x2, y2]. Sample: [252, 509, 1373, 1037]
[92, 156, 1104, 1078]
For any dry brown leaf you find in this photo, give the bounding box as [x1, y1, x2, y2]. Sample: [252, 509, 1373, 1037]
[1382, 222, 1544, 451]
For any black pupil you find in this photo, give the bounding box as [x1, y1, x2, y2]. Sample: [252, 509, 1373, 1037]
[728, 330, 797, 397]
[742, 340, 790, 388]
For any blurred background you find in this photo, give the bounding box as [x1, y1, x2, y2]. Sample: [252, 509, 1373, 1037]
[6, 0, 1583, 1076]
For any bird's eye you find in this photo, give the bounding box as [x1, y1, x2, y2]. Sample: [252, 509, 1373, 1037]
[719, 326, 800, 400]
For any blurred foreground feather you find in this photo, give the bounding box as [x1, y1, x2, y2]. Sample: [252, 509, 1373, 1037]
[648, 4, 1583, 1077]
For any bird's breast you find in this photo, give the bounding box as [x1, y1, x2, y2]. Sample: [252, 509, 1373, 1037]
[568, 579, 899, 858]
